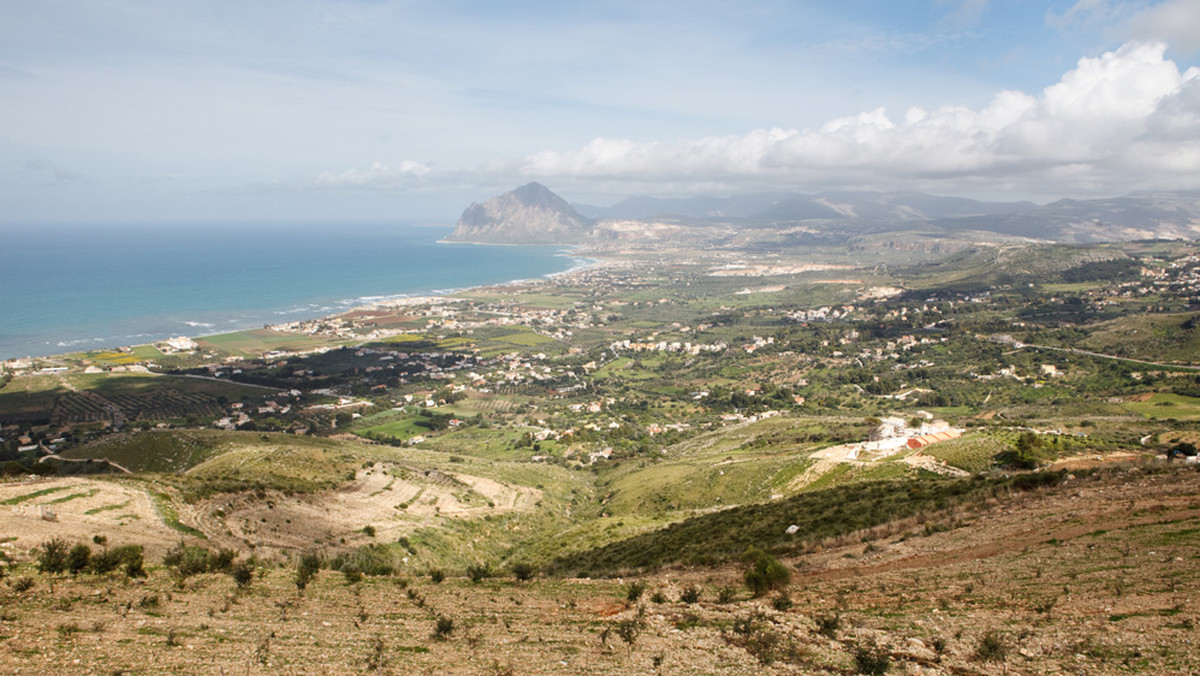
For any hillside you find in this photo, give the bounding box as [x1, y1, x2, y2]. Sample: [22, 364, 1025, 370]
[0, 464, 1195, 674]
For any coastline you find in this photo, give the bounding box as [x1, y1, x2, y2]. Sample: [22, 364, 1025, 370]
[3, 243, 614, 366]
[315, 247, 610, 317]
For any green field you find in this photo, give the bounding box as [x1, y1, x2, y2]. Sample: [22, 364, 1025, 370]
[1124, 393, 1200, 420]
[359, 416, 431, 442]
[198, 329, 350, 356]
[922, 434, 1008, 473]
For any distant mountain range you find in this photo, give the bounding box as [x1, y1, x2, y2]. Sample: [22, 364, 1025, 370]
[446, 183, 1200, 245]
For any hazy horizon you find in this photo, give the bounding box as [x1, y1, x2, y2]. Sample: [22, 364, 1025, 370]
[3, 1, 1200, 223]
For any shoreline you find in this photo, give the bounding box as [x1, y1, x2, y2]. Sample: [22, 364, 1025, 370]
[3, 245, 614, 366]
[301, 248, 610, 318]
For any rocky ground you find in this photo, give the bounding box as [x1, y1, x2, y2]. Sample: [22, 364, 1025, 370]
[0, 466, 1197, 674]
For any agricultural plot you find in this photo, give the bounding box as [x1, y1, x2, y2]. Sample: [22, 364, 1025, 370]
[198, 329, 348, 357]
[921, 434, 1008, 473]
[1124, 392, 1200, 420]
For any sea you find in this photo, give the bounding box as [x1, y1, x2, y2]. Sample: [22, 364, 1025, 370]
[0, 222, 581, 360]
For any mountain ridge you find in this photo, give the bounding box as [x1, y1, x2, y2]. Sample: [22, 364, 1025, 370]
[456, 184, 1200, 245]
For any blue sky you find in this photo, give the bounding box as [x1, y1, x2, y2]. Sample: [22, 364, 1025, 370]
[2, 0, 1199, 223]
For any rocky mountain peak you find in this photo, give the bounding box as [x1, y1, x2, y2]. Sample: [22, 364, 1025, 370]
[448, 183, 592, 244]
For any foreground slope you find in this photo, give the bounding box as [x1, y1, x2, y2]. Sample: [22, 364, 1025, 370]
[0, 464, 1195, 674]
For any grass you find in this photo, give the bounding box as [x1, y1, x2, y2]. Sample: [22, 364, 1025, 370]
[359, 416, 432, 442]
[62, 430, 229, 473]
[197, 329, 350, 357]
[147, 490, 205, 537]
[550, 471, 1070, 576]
[84, 500, 131, 515]
[1124, 393, 1200, 420]
[46, 489, 100, 505]
[923, 434, 1006, 473]
[1080, 312, 1200, 364]
[1, 486, 71, 505]
[493, 330, 556, 346]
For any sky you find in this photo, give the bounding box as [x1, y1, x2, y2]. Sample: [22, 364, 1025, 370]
[2, 0, 1200, 223]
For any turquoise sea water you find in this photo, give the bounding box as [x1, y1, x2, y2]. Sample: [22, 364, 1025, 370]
[0, 223, 576, 360]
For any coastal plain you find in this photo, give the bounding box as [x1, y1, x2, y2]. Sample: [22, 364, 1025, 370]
[3, 214, 1200, 673]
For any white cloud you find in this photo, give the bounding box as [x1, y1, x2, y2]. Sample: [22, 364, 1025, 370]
[502, 41, 1200, 197]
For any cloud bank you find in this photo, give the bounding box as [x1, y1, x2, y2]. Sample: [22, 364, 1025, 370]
[504, 42, 1200, 197]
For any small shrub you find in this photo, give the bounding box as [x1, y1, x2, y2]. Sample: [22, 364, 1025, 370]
[210, 548, 236, 573]
[429, 568, 445, 584]
[36, 538, 70, 574]
[625, 580, 646, 603]
[854, 640, 891, 675]
[56, 622, 82, 638]
[743, 547, 790, 597]
[66, 543, 91, 575]
[717, 586, 737, 604]
[342, 564, 363, 585]
[728, 612, 802, 665]
[163, 542, 210, 579]
[679, 585, 701, 604]
[815, 613, 840, 639]
[296, 553, 321, 590]
[11, 577, 34, 593]
[231, 562, 255, 589]
[467, 562, 491, 583]
[362, 525, 376, 538]
[112, 545, 146, 579]
[975, 630, 1007, 662]
[434, 615, 455, 640]
[615, 618, 641, 646]
[771, 593, 794, 612]
[365, 635, 387, 671]
[650, 590, 667, 604]
[511, 562, 535, 581]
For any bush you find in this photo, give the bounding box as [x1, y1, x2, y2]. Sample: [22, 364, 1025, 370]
[342, 564, 363, 584]
[163, 542, 211, 578]
[231, 562, 255, 588]
[96, 544, 147, 578]
[330, 544, 398, 577]
[467, 563, 491, 583]
[36, 538, 70, 574]
[975, 630, 1007, 662]
[743, 547, 790, 597]
[815, 613, 840, 639]
[511, 562, 536, 581]
[679, 585, 701, 604]
[429, 568, 445, 584]
[771, 593, 793, 612]
[66, 544, 91, 575]
[434, 615, 454, 640]
[854, 640, 890, 675]
[717, 586, 737, 604]
[210, 548, 237, 573]
[296, 553, 321, 590]
[625, 580, 646, 603]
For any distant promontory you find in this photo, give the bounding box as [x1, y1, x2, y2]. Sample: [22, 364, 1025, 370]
[447, 182, 592, 244]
